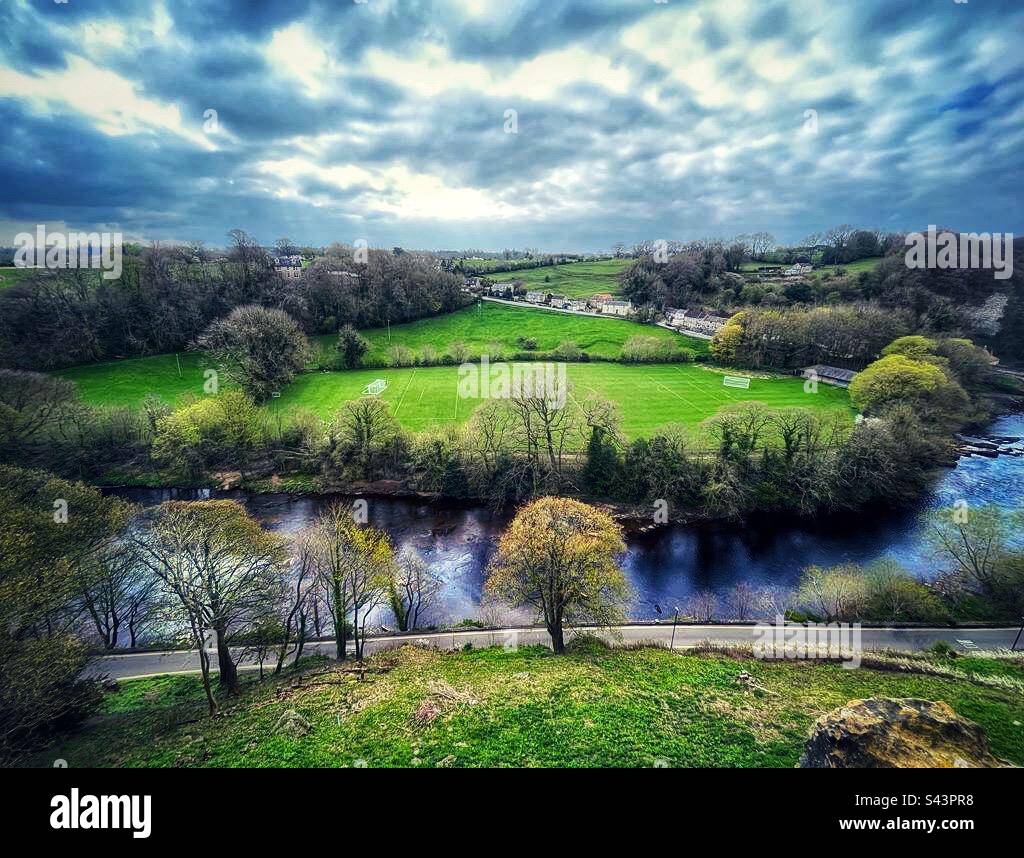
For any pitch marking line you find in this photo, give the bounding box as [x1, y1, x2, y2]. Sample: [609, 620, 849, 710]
[647, 375, 705, 415]
[391, 368, 415, 415]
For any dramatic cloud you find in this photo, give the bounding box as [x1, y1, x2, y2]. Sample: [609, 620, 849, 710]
[0, 0, 1021, 250]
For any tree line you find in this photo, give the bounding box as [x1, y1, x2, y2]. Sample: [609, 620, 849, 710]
[0, 233, 467, 371]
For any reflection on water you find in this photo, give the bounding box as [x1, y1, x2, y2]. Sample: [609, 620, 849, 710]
[111, 415, 1023, 624]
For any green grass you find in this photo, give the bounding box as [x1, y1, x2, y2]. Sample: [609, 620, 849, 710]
[30, 645, 1024, 768]
[739, 257, 883, 279]
[484, 258, 631, 298]
[0, 267, 47, 289]
[61, 360, 852, 440]
[314, 302, 702, 366]
[810, 256, 883, 279]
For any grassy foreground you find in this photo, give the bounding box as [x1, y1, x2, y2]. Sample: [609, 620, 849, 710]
[33, 644, 1024, 768]
[483, 258, 631, 298]
[60, 360, 852, 440]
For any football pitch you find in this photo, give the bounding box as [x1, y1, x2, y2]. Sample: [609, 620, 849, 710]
[248, 363, 852, 440]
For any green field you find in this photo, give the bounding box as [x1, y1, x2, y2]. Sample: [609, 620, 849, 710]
[30, 644, 1024, 768]
[740, 257, 883, 279]
[484, 258, 630, 298]
[314, 302, 701, 366]
[61, 358, 851, 440]
[0, 267, 46, 289]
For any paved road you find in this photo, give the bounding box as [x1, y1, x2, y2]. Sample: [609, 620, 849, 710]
[88, 624, 1022, 680]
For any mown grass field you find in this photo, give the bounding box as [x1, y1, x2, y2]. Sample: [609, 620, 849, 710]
[61, 359, 851, 440]
[30, 644, 1024, 768]
[484, 258, 630, 298]
[0, 266, 47, 289]
[312, 301, 701, 366]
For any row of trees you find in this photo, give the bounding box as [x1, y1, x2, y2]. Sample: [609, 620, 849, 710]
[0, 235, 467, 371]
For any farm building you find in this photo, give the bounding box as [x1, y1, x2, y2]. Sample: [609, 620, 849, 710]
[800, 364, 857, 387]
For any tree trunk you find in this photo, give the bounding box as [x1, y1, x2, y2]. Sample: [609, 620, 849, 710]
[215, 624, 239, 691]
[548, 622, 565, 654]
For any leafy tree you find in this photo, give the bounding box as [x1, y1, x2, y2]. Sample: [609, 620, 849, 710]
[152, 391, 262, 476]
[796, 564, 868, 622]
[581, 426, 621, 496]
[194, 305, 311, 401]
[486, 497, 629, 653]
[0, 467, 133, 759]
[849, 353, 950, 414]
[337, 324, 370, 369]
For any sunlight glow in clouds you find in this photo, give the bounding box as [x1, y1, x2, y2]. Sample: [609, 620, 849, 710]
[0, 0, 1020, 248]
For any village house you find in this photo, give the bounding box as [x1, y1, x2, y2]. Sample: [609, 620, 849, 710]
[273, 255, 303, 279]
[549, 294, 570, 309]
[670, 309, 729, 335]
[602, 299, 633, 317]
[567, 299, 588, 312]
[784, 262, 813, 277]
[526, 290, 548, 304]
[589, 292, 614, 308]
[489, 282, 515, 298]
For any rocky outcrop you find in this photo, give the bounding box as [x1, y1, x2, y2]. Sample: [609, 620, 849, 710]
[798, 697, 1015, 768]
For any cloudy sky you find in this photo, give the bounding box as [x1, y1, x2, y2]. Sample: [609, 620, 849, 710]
[1, 0, 1022, 251]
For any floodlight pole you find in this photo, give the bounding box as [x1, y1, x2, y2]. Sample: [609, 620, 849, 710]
[670, 607, 680, 651]
[1013, 616, 1024, 652]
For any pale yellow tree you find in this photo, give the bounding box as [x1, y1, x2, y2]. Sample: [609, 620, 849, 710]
[485, 497, 630, 653]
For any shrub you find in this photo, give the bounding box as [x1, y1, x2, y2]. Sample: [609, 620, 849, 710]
[388, 345, 416, 367]
[152, 391, 263, 475]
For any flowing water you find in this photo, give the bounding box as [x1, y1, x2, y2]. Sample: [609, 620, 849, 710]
[111, 414, 1024, 624]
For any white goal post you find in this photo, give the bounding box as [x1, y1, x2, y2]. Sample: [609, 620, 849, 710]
[363, 378, 388, 395]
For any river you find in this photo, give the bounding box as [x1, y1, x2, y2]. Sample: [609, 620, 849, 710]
[111, 414, 1024, 624]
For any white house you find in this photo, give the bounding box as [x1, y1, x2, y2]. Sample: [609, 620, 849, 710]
[671, 310, 729, 335]
[489, 283, 515, 298]
[549, 294, 570, 309]
[784, 262, 813, 277]
[567, 299, 588, 312]
[526, 290, 547, 304]
[602, 300, 633, 317]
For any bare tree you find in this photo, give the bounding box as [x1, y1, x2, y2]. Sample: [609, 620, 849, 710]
[74, 542, 161, 649]
[686, 589, 718, 623]
[310, 504, 394, 661]
[132, 500, 286, 713]
[389, 546, 443, 632]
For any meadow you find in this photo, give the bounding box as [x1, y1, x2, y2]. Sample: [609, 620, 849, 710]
[312, 301, 701, 366]
[31, 644, 1024, 768]
[0, 266, 47, 289]
[483, 258, 630, 298]
[61, 358, 851, 440]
